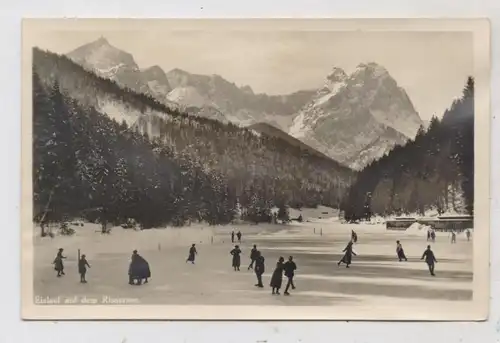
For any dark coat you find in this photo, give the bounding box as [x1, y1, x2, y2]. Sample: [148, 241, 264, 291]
[396, 244, 406, 259]
[230, 248, 242, 267]
[129, 254, 151, 279]
[270, 262, 284, 288]
[187, 246, 197, 262]
[78, 258, 90, 274]
[283, 261, 297, 278]
[250, 248, 258, 260]
[421, 249, 437, 265]
[341, 242, 356, 264]
[254, 255, 265, 275]
[53, 251, 65, 271]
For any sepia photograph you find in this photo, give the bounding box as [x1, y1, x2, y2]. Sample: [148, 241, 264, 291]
[21, 18, 490, 320]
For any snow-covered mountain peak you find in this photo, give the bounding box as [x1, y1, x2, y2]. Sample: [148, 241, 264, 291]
[326, 67, 348, 83]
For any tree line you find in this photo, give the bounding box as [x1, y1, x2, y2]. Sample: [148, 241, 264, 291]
[340, 77, 474, 221]
[32, 48, 355, 231]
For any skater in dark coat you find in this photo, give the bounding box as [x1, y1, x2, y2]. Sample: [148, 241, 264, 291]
[450, 231, 457, 244]
[283, 256, 297, 295]
[421, 245, 438, 276]
[53, 248, 66, 277]
[466, 229, 471, 241]
[186, 244, 197, 264]
[248, 244, 258, 270]
[338, 241, 357, 268]
[128, 250, 151, 285]
[230, 245, 242, 271]
[427, 230, 431, 242]
[396, 240, 408, 262]
[351, 230, 358, 243]
[270, 257, 285, 295]
[78, 254, 91, 283]
[254, 251, 265, 288]
[231, 230, 235, 243]
[236, 231, 242, 243]
[430, 230, 436, 242]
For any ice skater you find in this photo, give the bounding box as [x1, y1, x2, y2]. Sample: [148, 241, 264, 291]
[338, 241, 357, 268]
[421, 245, 438, 276]
[427, 230, 431, 242]
[248, 244, 258, 270]
[270, 256, 285, 295]
[430, 230, 436, 242]
[186, 243, 197, 264]
[450, 231, 457, 244]
[230, 245, 242, 271]
[128, 250, 151, 285]
[231, 230, 235, 243]
[254, 251, 265, 288]
[237, 230, 242, 243]
[351, 230, 358, 243]
[283, 256, 297, 295]
[78, 254, 91, 283]
[396, 240, 408, 262]
[53, 248, 66, 277]
[466, 229, 471, 241]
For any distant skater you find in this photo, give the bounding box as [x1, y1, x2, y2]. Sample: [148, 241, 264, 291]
[237, 231, 242, 243]
[283, 256, 297, 295]
[78, 254, 91, 283]
[430, 230, 436, 242]
[351, 230, 358, 243]
[396, 240, 408, 262]
[230, 245, 242, 271]
[270, 257, 285, 295]
[186, 244, 197, 264]
[450, 231, 457, 244]
[254, 251, 265, 288]
[466, 229, 471, 241]
[338, 241, 357, 268]
[53, 248, 66, 277]
[231, 230, 235, 243]
[248, 244, 258, 270]
[427, 230, 431, 242]
[421, 245, 438, 276]
[128, 250, 151, 285]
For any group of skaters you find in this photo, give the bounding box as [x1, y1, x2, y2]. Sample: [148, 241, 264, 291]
[51, 227, 472, 288]
[427, 228, 471, 243]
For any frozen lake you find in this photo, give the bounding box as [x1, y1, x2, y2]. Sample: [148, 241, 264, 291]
[31, 216, 473, 308]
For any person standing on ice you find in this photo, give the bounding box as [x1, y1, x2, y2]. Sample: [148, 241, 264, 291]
[270, 256, 285, 295]
[466, 229, 471, 241]
[231, 230, 235, 243]
[450, 231, 457, 244]
[237, 231, 242, 243]
[427, 230, 431, 242]
[248, 244, 258, 270]
[421, 245, 438, 276]
[186, 244, 197, 264]
[128, 250, 151, 285]
[230, 245, 242, 271]
[430, 230, 436, 242]
[78, 254, 91, 283]
[53, 248, 66, 277]
[338, 241, 357, 268]
[283, 256, 297, 295]
[396, 240, 408, 262]
[254, 251, 265, 288]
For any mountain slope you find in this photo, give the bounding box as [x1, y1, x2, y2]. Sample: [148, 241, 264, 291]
[340, 77, 474, 220]
[289, 63, 423, 170]
[33, 47, 355, 215]
[66, 39, 315, 130]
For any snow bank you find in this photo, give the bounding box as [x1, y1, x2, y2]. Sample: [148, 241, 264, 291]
[405, 222, 432, 237]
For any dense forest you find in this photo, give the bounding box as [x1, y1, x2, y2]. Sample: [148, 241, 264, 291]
[32, 48, 355, 230]
[341, 77, 474, 221]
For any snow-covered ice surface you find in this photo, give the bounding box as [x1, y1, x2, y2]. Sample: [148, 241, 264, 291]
[31, 215, 472, 308]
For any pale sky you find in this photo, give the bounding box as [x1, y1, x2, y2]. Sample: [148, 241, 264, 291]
[32, 29, 473, 120]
